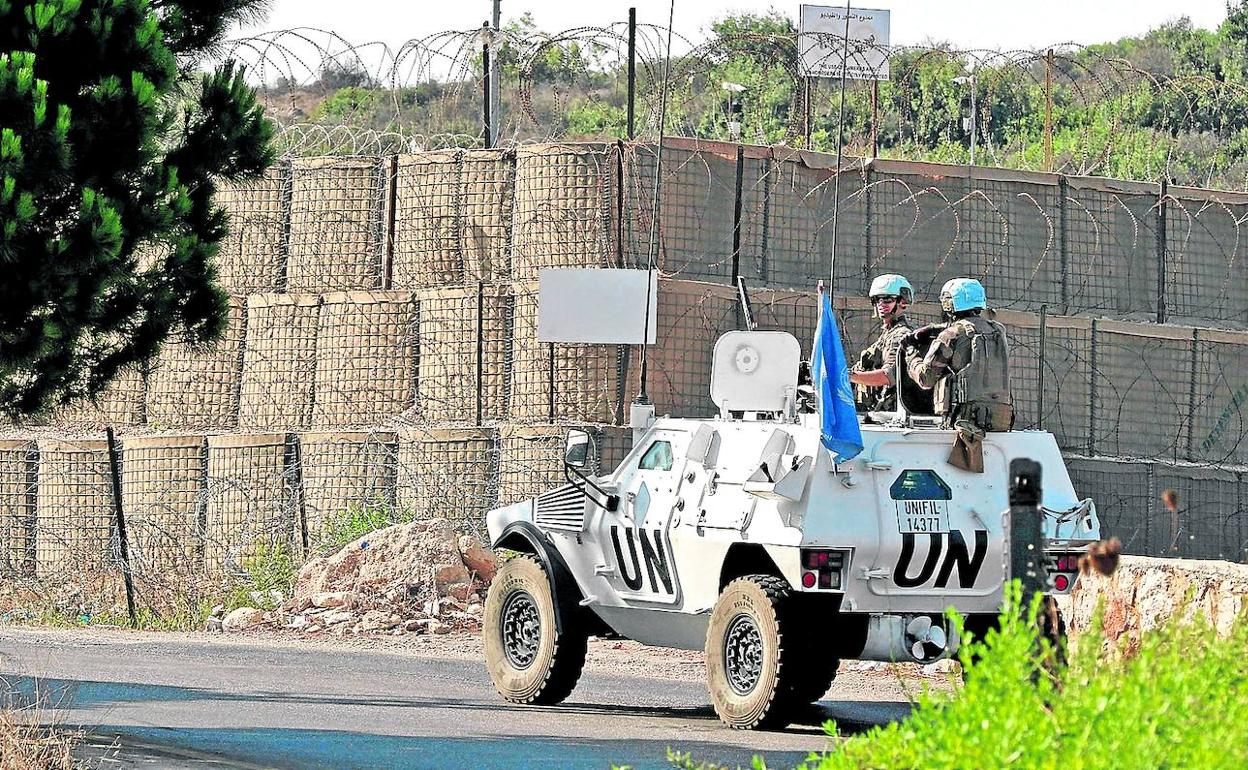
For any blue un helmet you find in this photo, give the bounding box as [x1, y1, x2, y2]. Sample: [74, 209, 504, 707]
[939, 278, 987, 315]
[868, 274, 914, 303]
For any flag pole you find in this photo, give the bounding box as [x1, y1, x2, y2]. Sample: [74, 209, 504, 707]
[828, 0, 852, 290]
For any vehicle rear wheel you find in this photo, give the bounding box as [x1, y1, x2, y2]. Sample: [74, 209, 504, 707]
[705, 575, 798, 730]
[483, 555, 587, 705]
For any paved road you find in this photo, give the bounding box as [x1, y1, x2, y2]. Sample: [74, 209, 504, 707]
[0, 627, 923, 769]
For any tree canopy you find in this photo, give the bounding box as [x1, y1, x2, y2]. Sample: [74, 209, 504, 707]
[0, 0, 274, 417]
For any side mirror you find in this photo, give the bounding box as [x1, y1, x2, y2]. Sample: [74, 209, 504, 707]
[564, 429, 591, 469]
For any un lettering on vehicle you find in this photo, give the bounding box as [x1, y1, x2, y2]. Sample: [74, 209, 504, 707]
[895, 499, 949, 533]
[609, 525, 676, 599]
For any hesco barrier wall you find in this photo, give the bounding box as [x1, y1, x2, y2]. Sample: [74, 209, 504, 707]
[7, 138, 1248, 610]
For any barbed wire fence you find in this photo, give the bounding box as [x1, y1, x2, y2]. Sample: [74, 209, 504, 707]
[224, 25, 1248, 191]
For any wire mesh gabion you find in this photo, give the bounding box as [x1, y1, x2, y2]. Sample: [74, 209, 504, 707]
[203, 432, 294, 574]
[120, 434, 207, 575]
[145, 297, 246, 431]
[0, 439, 36, 577]
[213, 163, 291, 294]
[286, 156, 387, 292]
[50, 366, 146, 431]
[496, 424, 631, 508]
[1165, 187, 1248, 330]
[511, 143, 616, 281]
[1191, 328, 1248, 466]
[34, 438, 113, 581]
[297, 431, 397, 547]
[509, 281, 627, 424]
[239, 293, 321, 431]
[395, 427, 498, 527]
[392, 149, 515, 289]
[414, 285, 510, 423]
[312, 291, 417, 429]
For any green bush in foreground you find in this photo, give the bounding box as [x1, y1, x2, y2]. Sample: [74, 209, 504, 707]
[805, 584, 1248, 770]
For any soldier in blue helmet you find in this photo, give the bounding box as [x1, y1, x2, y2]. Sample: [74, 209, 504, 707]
[905, 278, 1013, 471]
[849, 274, 922, 414]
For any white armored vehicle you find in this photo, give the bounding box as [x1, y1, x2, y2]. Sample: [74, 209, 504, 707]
[483, 329, 1100, 729]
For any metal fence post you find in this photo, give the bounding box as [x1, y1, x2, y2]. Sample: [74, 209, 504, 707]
[383, 154, 399, 289]
[1088, 319, 1099, 456]
[1008, 458, 1046, 606]
[1186, 329, 1198, 462]
[1057, 175, 1069, 313]
[105, 427, 138, 627]
[1157, 179, 1168, 323]
[1037, 305, 1047, 430]
[731, 145, 745, 287]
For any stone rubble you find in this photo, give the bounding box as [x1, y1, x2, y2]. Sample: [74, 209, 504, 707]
[219, 518, 498, 637]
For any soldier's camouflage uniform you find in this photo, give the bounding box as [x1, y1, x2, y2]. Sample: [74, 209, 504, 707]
[855, 317, 917, 412]
[908, 315, 1014, 432]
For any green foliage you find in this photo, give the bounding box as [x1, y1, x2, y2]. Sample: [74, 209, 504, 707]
[226, 542, 297, 612]
[802, 584, 1248, 770]
[0, 0, 274, 416]
[319, 503, 413, 555]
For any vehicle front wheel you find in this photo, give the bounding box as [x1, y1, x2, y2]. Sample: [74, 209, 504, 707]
[704, 575, 798, 730]
[483, 555, 588, 705]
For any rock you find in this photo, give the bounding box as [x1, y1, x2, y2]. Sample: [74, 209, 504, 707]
[458, 535, 498, 582]
[311, 591, 354, 609]
[434, 562, 470, 589]
[444, 582, 475, 601]
[359, 610, 402, 632]
[287, 616, 309, 630]
[222, 607, 266, 633]
[466, 602, 484, 618]
[321, 610, 356, 626]
[209, 604, 225, 618]
[428, 619, 451, 635]
[204, 616, 223, 633]
[404, 618, 431, 633]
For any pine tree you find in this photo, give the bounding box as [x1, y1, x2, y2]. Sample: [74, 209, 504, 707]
[0, 0, 275, 417]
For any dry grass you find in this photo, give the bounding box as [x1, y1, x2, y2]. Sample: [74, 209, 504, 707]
[0, 706, 82, 770]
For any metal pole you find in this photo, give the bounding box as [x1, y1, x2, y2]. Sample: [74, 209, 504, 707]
[627, 7, 637, 139]
[491, 0, 501, 147]
[1044, 49, 1054, 172]
[803, 78, 812, 148]
[1037, 305, 1047, 429]
[828, 0, 852, 289]
[482, 25, 493, 149]
[870, 79, 879, 158]
[1157, 179, 1168, 323]
[476, 281, 485, 425]
[731, 146, 744, 286]
[969, 70, 977, 167]
[1008, 458, 1046, 607]
[637, 0, 675, 405]
[105, 428, 138, 627]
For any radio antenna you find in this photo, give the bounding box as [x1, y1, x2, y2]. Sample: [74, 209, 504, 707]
[637, 0, 675, 405]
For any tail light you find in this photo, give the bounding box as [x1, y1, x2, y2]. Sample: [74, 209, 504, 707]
[800, 549, 846, 591]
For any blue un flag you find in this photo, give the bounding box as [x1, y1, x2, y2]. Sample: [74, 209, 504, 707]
[810, 288, 863, 462]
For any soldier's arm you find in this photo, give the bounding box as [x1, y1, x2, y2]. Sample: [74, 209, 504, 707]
[908, 331, 957, 389]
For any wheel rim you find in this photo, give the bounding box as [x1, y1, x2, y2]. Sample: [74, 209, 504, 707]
[501, 590, 542, 670]
[723, 613, 765, 696]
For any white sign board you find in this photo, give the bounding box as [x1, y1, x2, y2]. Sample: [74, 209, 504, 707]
[799, 5, 890, 80]
[538, 268, 658, 344]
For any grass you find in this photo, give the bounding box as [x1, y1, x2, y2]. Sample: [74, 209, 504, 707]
[798, 583, 1248, 770]
[0, 701, 84, 770]
[224, 542, 298, 613]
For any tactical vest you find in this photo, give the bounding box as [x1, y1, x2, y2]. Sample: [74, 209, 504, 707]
[934, 317, 1012, 425]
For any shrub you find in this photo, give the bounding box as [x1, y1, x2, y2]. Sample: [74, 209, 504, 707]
[804, 583, 1248, 770]
[318, 504, 413, 555]
[225, 543, 297, 612]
